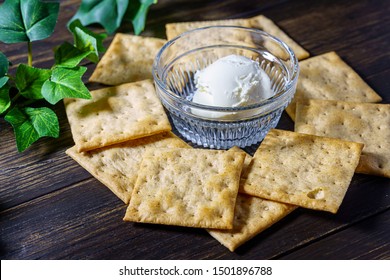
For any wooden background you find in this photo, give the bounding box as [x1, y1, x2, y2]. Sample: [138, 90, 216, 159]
[0, 0, 389, 259]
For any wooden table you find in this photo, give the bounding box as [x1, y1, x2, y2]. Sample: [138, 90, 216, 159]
[1, 0, 389, 260]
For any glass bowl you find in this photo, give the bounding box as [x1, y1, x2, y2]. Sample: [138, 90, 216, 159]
[153, 26, 299, 149]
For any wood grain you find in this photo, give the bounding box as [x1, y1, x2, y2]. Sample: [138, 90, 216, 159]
[279, 210, 390, 260]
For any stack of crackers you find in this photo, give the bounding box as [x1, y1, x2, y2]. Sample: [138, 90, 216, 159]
[64, 15, 388, 252]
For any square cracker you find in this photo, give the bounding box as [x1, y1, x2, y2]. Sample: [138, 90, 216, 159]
[166, 19, 254, 63]
[166, 18, 251, 41]
[66, 132, 190, 204]
[240, 129, 363, 213]
[208, 147, 296, 252]
[124, 148, 246, 229]
[89, 33, 166, 85]
[165, 15, 309, 60]
[286, 52, 382, 120]
[249, 15, 309, 60]
[64, 79, 171, 152]
[295, 99, 390, 178]
[208, 194, 296, 252]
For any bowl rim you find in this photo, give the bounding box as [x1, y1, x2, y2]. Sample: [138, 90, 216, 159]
[152, 25, 299, 113]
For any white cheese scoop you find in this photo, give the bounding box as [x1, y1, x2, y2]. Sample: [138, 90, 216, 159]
[192, 54, 273, 118]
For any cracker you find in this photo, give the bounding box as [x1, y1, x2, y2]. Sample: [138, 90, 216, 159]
[166, 18, 254, 65]
[64, 79, 171, 152]
[208, 194, 296, 252]
[66, 132, 190, 204]
[249, 15, 309, 60]
[295, 99, 390, 178]
[124, 148, 246, 229]
[89, 33, 166, 85]
[228, 146, 253, 173]
[208, 147, 296, 252]
[165, 15, 309, 60]
[240, 129, 363, 213]
[286, 52, 382, 120]
[166, 18, 251, 41]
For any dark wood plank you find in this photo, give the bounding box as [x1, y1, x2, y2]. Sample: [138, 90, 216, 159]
[0, 173, 389, 259]
[0, 103, 92, 210]
[279, 210, 390, 260]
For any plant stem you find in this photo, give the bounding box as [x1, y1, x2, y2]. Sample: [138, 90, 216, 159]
[11, 92, 21, 103]
[1, 92, 21, 116]
[27, 41, 32, 66]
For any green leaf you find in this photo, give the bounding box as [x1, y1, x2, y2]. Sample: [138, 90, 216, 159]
[0, 51, 9, 76]
[4, 106, 59, 152]
[69, 0, 129, 35]
[0, 0, 60, 43]
[0, 76, 8, 88]
[0, 51, 9, 87]
[68, 19, 107, 63]
[126, 0, 157, 35]
[25, 107, 59, 138]
[15, 64, 51, 99]
[54, 41, 92, 68]
[41, 66, 91, 105]
[0, 83, 11, 114]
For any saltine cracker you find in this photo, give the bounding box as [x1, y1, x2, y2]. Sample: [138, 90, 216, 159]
[286, 52, 382, 120]
[66, 132, 190, 204]
[240, 129, 363, 213]
[89, 33, 166, 85]
[64, 80, 171, 152]
[124, 148, 246, 229]
[295, 99, 390, 178]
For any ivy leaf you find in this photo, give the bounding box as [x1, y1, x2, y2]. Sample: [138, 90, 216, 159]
[0, 51, 9, 88]
[5, 106, 59, 152]
[0, 83, 11, 114]
[0, 0, 60, 43]
[69, 0, 129, 35]
[41, 66, 91, 105]
[15, 64, 52, 100]
[0, 51, 8, 75]
[68, 19, 107, 63]
[54, 42, 93, 68]
[0, 76, 8, 89]
[126, 0, 157, 35]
